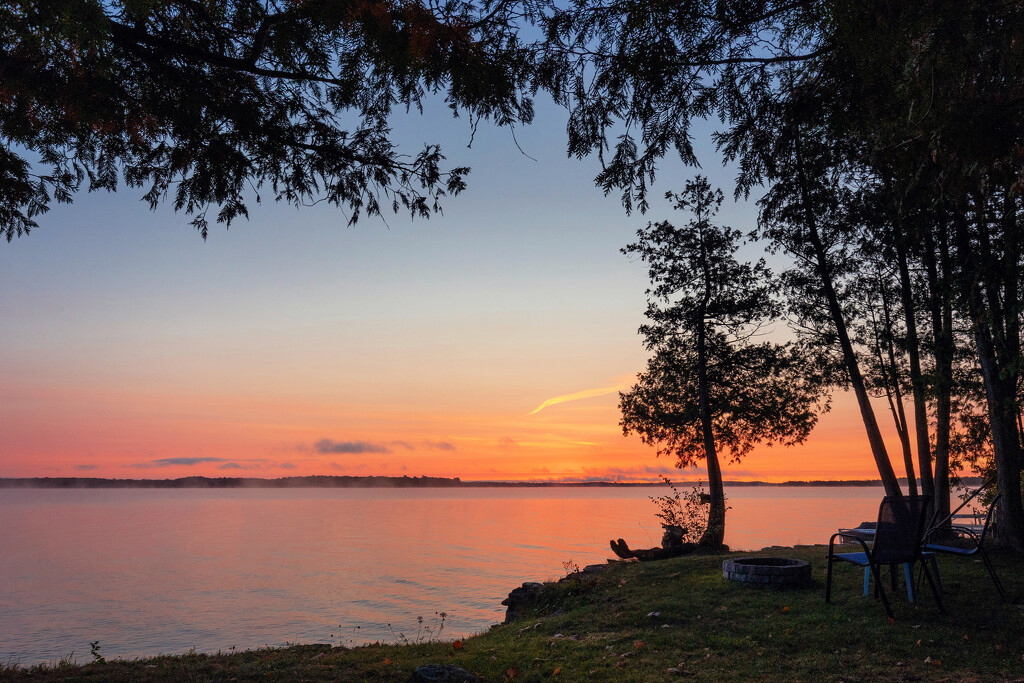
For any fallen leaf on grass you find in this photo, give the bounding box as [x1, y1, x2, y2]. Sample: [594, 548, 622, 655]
[505, 666, 520, 680]
[383, 657, 391, 665]
[552, 666, 561, 675]
[782, 606, 790, 613]
[453, 640, 464, 651]
[633, 641, 645, 650]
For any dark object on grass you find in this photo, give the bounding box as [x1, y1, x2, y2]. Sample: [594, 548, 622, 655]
[501, 582, 544, 623]
[609, 524, 697, 561]
[410, 664, 482, 682]
[826, 495, 944, 620]
[723, 557, 811, 587]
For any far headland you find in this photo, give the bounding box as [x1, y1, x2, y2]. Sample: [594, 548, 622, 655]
[0, 475, 969, 489]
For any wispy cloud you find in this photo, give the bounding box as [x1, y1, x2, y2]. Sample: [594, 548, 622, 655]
[391, 440, 455, 451]
[128, 457, 280, 469]
[75, 464, 98, 471]
[529, 385, 623, 415]
[315, 439, 390, 454]
[144, 457, 227, 467]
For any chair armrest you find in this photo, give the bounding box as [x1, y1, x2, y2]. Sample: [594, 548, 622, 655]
[828, 531, 872, 559]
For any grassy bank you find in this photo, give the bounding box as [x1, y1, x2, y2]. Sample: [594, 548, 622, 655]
[3, 544, 1022, 681]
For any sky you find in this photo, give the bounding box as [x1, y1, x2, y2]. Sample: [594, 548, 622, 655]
[0, 95, 905, 482]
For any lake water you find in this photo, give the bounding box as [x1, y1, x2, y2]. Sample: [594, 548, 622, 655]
[0, 485, 885, 665]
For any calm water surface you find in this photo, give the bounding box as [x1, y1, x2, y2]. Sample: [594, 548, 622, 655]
[0, 485, 884, 664]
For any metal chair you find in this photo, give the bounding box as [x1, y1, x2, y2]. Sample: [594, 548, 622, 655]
[826, 495, 944, 619]
[922, 493, 1005, 600]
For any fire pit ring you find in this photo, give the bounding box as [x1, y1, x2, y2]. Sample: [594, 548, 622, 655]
[722, 557, 811, 588]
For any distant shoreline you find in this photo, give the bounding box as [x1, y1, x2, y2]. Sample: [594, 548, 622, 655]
[0, 475, 968, 489]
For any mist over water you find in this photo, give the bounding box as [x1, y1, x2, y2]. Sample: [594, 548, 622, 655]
[0, 486, 884, 665]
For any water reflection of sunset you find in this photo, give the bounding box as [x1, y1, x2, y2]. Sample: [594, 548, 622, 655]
[1, 486, 886, 664]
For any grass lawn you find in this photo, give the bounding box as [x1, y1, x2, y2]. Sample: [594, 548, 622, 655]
[3, 544, 1022, 681]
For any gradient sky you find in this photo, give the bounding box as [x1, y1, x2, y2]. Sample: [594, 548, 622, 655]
[0, 96, 905, 482]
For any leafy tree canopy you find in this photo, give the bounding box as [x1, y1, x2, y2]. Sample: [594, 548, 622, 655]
[0, 0, 540, 239]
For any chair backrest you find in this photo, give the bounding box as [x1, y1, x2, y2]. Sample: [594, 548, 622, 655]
[873, 495, 932, 564]
[975, 494, 1001, 545]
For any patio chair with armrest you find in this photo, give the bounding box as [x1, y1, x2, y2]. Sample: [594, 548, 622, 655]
[922, 493, 1005, 601]
[826, 495, 944, 620]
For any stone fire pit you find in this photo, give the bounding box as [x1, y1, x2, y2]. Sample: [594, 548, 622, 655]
[722, 557, 811, 588]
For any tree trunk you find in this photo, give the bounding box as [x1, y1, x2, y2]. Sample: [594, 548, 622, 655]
[952, 202, 1024, 552]
[895, 225, 932, 499]
[792, 135, 901, 497]
[877, 276, 918, 496]
[922, 221, 953, 522]
[696, 316, 726, 547]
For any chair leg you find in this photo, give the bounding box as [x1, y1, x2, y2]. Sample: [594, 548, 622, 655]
[863, 567, 870, 596]
[868, 562, 894, 620]
[928, 555, 942, 595]
[914, 555, 942, 597]
[978, 548, 1006, 601]
[825, 558, 834, 604]
[919, 557, 945, 614]
[903, 563, 914, 603]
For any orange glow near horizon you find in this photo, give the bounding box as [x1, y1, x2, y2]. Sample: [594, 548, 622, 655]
[1, 376, 917, 484]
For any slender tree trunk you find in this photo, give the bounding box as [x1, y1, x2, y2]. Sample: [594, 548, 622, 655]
[792, 135, 901, 497]
[996, 188, 1024, 549]
[895, 224, 933, 498]
[695, 212, 726, 549]
[878, 277, 918, 496]
[696, 315, 726, 548]
[953, 202, 1024, 552]
[923, 221, 953, 522]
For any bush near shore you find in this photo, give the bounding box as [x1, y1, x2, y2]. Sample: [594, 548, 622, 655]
[3, 545, 1022, 682]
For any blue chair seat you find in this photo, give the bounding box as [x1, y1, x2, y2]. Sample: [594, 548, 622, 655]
[923, 543, 970, 555]
[831, 552, 869, 566]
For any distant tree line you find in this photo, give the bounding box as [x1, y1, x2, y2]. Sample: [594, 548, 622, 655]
[0, 475, 465, 488]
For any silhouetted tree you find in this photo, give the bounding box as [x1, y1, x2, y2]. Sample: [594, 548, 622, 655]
[548, 0, 1024, 550]
[0, 0, 539, 239]
[620, 177, 827, 547]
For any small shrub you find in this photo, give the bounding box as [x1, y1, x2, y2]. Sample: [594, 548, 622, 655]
[650, 476, 710, 544]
